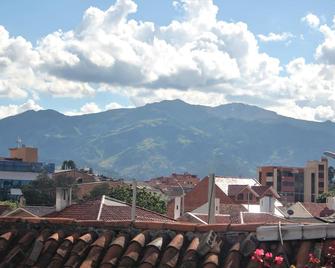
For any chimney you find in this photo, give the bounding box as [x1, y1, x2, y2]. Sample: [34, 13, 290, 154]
[260, 196, 275, 213]
[173, 196, 182, 219]
[56, 187, 72, 211]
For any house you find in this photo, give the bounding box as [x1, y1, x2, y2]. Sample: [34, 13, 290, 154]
[46, 193, 175, 223]
[167, 176, 282, 220]
[4, 206, 56, 218]
[146, 172, 200, 199]
[0, 216, 335, 267]
[52, 169, 97, 184]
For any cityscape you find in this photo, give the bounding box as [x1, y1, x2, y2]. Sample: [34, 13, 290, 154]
[1, 0, 335, 267]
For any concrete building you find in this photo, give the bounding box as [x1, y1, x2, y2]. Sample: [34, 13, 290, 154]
[258, 157, 328, 203]
[0, 145, 55, 200]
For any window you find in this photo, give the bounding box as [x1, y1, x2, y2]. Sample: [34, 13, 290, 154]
[319, 182, 324, 188]
[266, 172, 273, 177]
[237, 193, 244, 200]
[282, 181, 294, 187]
[319, 172, 324, 179]
[266, 181, 273, 186]
[282, 171, 293, 177]
[319, 164, 324, 172]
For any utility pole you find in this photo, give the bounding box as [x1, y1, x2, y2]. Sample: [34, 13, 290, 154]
[131, 179, 137, 222]
[207, 173, 216, 224]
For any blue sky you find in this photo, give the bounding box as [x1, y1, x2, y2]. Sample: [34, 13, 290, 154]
[0, 0, 335, 120]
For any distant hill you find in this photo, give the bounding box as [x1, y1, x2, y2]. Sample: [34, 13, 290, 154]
[0, 100, 334, 179]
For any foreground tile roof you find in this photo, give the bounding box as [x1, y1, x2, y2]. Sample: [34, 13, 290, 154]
[300, 202, 330, 217]
[0, 217, 335, 268]
[46, 197, 175, 223]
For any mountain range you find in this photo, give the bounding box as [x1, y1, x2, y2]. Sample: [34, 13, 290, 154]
[0, 100, 334, 179]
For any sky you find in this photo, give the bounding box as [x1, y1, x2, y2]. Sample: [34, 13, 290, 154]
[0, 0, 335, 121]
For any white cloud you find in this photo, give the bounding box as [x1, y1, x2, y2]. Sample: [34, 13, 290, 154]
[105, 102, 133, 110]
[258, 32, 293, 42]
[65, 102, 101, 116]
[0, 99, 42, 119]
[302, 13, 320, 28]
[315, 20, 335, 65]
[1, 0, 335, 121]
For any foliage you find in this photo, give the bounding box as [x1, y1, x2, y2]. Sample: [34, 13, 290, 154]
[22, 172, 77, 206]
[85, 183, 110, 200]
[61, 160, 76, 170]
[317, 188, 335, 203]
[0, 200, 18, 209]
[86, 184, 167, 214]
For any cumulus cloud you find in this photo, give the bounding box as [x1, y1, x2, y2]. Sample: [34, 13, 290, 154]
[105, 102, 133, 110]
[1, 0, 335, 121]
[258, 32, 293, 42]
[302, 13, 320, 28]
[64, 100, 133, 115]
[0, 99, 42, 119]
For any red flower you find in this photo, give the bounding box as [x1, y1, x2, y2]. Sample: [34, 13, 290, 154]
[273, 255, 284, 265]
[255, 249, 265, 257]
[265, 252, 273, 259]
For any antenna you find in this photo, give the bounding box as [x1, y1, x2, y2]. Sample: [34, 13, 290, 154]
[16, 137, 22, 148]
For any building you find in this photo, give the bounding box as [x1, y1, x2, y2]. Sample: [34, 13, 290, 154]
[52, 169, 97, 184]
[1, 215, 335, 267]
[0, 145, 55, 200]
[46, 193, 175, 223]
[258, 157, 328, 203]
[146, 172, 200, 199]
[167, 176, 282, 220]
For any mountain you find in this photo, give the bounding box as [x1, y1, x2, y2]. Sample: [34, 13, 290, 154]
[0, 100, 334, 179]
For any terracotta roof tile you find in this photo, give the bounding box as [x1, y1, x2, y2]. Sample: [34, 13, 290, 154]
[47, 197, 174, 223]
[300, 202, 329, 217]
[1, 217, 334, 267]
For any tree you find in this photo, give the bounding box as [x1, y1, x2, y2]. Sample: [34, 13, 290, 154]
[317, 187, 335, 203]
[86, 183, 110, 200]
[22, 171, 56, 206]
[61, 160, 76, 170]
[85, 184, 167, 214]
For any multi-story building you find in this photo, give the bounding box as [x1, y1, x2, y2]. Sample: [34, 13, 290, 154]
[0, 145, 55, 200]
[258, 157, 328, 203]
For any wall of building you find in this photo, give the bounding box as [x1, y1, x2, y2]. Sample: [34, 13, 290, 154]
[9, 147, 38, 163]
[258, 158, 328, 204]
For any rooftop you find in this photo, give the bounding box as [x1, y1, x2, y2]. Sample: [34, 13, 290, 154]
[0, 217, 335, 267]
[46, 196, 175, 223]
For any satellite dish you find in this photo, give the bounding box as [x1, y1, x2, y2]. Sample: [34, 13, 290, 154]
[287, 209, 294, 216]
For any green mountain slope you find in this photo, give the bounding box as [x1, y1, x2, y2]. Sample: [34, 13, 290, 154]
[0, 100, 334, 179]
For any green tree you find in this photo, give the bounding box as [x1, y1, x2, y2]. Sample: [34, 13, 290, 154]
[85, 184, 167, 214]
[317, 187, 335, 203]
[61, 160, 76, 170]
[86, 183, 111, 200]
[22, 171, 56, 206]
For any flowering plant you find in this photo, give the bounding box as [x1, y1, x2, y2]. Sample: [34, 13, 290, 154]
[250, 248, 284, 267]
[324, 241, 335, 268]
